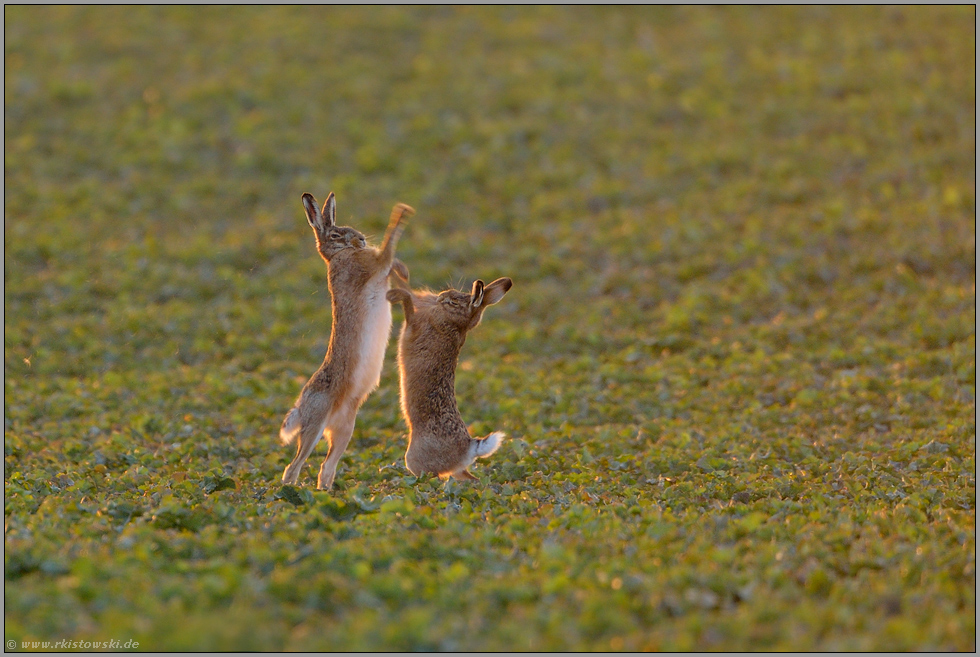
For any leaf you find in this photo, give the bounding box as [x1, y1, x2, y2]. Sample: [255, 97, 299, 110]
[202, 474, 237, 494]
[317, 498, 362, 521]
[151, 504, 205, 532]
[275, 485, 314, 507]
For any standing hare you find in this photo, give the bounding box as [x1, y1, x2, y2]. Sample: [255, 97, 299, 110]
[386, 270, 513, 480]
[280, 191, 413, 489]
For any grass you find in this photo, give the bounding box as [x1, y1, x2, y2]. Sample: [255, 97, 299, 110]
[4, 5, 975, 651]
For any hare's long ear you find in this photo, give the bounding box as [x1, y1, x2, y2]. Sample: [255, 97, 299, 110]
[303, 192, 333, 235]
[470, 280, 485, 308]
[321, 192, 336, 228]
[302, 193, 323, 231]
[480, 277, 513, 307]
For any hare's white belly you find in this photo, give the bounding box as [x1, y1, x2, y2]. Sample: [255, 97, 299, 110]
[351, 276, 393, 401]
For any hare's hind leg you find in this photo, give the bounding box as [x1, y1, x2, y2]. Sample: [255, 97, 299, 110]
[316, 404, 357, 490]
[282, 416, 328, 485]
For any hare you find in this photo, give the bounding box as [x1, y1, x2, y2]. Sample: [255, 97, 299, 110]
[280, 191, 414, 490]
[386, 269, 513, 480]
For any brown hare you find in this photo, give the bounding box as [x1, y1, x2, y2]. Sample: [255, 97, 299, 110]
[280, 192, 413, 489]
[386, 270, 513, 480]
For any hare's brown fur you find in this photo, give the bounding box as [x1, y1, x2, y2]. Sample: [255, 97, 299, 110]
[387, 274, 513, 480]
[281, 193, 413, 489]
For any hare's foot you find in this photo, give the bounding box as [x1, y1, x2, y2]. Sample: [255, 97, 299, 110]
[282, 417, 327, 485]
[317, 456, 340, 490]
[452, 469, 478, 481]
[281, 464, 301, 485]
[316, 411, 356, 491]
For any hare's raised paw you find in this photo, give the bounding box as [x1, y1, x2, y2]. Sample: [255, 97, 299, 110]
[387, 288, 410, 304]
[389, 202, 415, 224]
[390, 258, 410, 283]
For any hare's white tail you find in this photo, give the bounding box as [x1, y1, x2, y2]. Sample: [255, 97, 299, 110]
[471, 432, 505, 459]
[279, 407, 301, 446]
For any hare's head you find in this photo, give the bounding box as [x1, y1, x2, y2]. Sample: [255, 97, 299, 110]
[435, 278, 513, 333]
[302, 192, 367, 260]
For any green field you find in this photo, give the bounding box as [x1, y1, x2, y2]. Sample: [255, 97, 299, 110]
[4, 6, 975, 651]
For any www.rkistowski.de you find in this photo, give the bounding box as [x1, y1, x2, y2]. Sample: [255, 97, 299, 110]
[7, 639, 139, 650]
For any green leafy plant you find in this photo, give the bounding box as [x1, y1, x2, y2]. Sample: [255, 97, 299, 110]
[4, 5, 975, 651]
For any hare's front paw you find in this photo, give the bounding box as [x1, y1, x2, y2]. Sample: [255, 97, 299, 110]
[390, 202, 415, 224]
[390, 258, 410, 283]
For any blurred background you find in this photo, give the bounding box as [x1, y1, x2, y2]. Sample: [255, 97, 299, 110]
[5, 5, 974, 439]
[6, 6, 974, 371]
